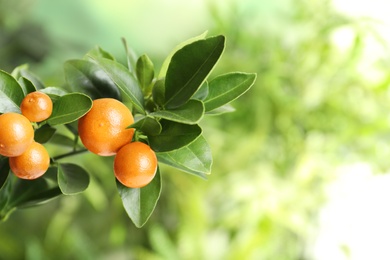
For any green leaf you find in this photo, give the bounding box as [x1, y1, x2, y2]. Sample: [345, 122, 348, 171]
[131, 115, 162, 136]
[34, 124, 56, 144]
[0, 70, 24, 113]
[204, 72, 257, 112]
[205, 104, 236, 115]
[85, 46, 115, 60]
[148, 120, 202, 152]
[11, 64, 45, 90]
[47, 93, 92, 126]
[117, 168, 161, 228]
[58, 163, 90, 195]
[152, 78, 165, 107]
[150, 99, 204, 125]
[164, 35, 225, 109]
[156, 135, 211, 179]
[39, 87, 69, 102]
[15, 167, 61, 208]
[18, 77, 37, 95]
[158, 31, 208, 78]
[40, 87, 68, 96]
[11, 64, 27, 78]
[192, 81, 209, 101]
[0, 167, 61, 220]
[0, 172, 13, 220]
[64, 59, 122, 100]
[136, 54, 154, 94]
[121, 37, 138, 72]
[0, 157, 9, 190]
[88, 57, 145, 114]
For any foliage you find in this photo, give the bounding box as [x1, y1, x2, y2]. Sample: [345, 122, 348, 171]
[1, 0, 390, 259]
[0, 33, 256, 227]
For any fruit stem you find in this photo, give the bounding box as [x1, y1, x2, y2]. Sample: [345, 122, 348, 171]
[31, 122, 39, 130]
[52, 148, 88, 161]
[133, 130, 148, 143]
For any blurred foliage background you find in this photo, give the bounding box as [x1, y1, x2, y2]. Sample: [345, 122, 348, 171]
[1, 0, 390, 259]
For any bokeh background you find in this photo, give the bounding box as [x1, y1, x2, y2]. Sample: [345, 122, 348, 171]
[1, 0, 390, 259]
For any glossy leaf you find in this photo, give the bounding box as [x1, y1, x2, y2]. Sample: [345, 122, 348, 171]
[47, 93, 92, 126]
[0, 70, 24, 113]
[34, 124, 56, 144]
[150, 99, 204, 124]
[152, 78, 165, 107]
[11, 64, 27, 78]
[0, 173, 13, 220]
[164, 35, 225, 109]
[117, 168, 161, 228]
[0, 157, 9, 190]
[121, 37, 138, 72]
[39, 87, 68, 102]
[192, 81, 209, 101]
[0, 181, 12, 218]
[136, 54, 154, 94]
[156, 135, 211, 179]
[64, 59, 122, 100]
[0, 167, 61, 220]
[18, 77, 37, 95]
[11, 64, 45, 90]
[85, 46, 115, 60]
[88, 57, 145, 113]
[204, 72, 257, 112]
[58, 163, 90, 195]
[205, 104, 236, 115]
[158, 31, 208, 78]
[130, 115, 162, 136]
[148, 120, 202, 152]
[14, 167, 61, 208]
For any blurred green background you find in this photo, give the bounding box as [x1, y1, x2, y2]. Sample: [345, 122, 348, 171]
[1, 0, 390, 259]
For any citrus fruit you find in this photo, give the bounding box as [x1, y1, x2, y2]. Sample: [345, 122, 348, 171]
[0, 113, 34, 157]
[78, 98, 135, 156]
[114, 141, 157, 188]
[9, 141, 50, 180]
[20, 91, 53, 122]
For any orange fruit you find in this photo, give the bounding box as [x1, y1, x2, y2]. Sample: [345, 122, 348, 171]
[20, 91, 53, 122]
[114, 141, 157, 188]
[9, 141, 50, 180]
[0, 113, 34, 157]
[78, 98, 135, 156]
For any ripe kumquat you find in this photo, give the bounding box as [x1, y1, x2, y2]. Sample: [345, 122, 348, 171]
[20, 91, 53, 122]
[114, 141, 157, 188]
[78, 98, 135, 156]
[9, 141, 50, 180]
[0, 113, 34, 157]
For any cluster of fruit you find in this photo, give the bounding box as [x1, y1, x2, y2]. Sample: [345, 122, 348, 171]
[78, 98, 157, 188]
[0, 94, 157, 188]
[0, 91, 52, 179]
